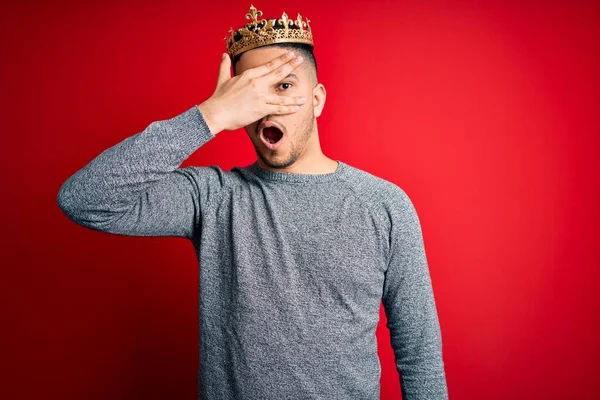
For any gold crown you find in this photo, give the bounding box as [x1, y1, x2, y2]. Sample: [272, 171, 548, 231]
[224, 4, 313, 58]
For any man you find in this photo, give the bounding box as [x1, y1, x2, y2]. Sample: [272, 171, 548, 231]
[57, 5, 448, 400]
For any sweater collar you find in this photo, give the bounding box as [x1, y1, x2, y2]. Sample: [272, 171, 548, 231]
[244, 160, 347, 183]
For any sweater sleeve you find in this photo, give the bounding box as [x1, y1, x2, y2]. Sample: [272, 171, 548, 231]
[56, 105, 226, 240]
[381, 188, 448, 400]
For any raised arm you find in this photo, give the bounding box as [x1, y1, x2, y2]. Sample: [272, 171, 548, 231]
[381, 188, 449, 400]
[57, 50, 309, 239]
[56, 106, 224, 239]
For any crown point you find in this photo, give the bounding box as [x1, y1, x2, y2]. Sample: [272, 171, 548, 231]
[228, 6, 314, 56]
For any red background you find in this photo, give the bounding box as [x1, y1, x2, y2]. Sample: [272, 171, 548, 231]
[1, 0, 599, 399]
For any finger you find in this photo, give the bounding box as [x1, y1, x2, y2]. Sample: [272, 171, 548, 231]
[263, 94, 307, 106]
[244, 50, 297, 80]
[265, 103, 302, 115]
[217, 53, 231, 86]
[261, 54, 304, 85]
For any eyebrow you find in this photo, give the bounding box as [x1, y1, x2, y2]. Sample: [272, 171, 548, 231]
[283, 73, 299, 81]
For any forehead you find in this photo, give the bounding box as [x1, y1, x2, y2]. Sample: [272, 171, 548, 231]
[235, 46, 306, 78]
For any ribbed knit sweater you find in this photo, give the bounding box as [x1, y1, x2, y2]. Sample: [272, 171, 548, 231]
[56, 105, 448, 400]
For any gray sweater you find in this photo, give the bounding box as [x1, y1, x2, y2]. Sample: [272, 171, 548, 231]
[56, 105, 448, 400]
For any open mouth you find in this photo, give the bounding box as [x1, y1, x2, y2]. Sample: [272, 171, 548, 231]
[261, 126, 284, 144]
[259, 125, 285, 151]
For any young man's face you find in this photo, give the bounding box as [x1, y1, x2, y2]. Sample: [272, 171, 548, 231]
[234, 46, 324, 170]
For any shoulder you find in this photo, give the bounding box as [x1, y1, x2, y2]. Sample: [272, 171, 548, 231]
[341, 162, 416, 218]
[175, 164, 232, 207]
[341, 163, 425, 252]
[178, 164, 229, 186]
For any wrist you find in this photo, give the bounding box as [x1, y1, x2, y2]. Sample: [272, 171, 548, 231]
[197, 99, 224, 136]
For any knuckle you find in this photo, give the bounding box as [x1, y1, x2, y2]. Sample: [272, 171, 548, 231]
[265, 60, 274, 70]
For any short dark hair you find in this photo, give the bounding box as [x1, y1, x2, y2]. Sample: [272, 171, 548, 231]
[232, 42, 318, 82]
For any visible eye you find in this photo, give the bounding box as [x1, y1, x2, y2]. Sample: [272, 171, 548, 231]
[277, 82, 293, 91]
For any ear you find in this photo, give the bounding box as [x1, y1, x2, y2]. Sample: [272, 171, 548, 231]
[312, 83, 326, 118]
